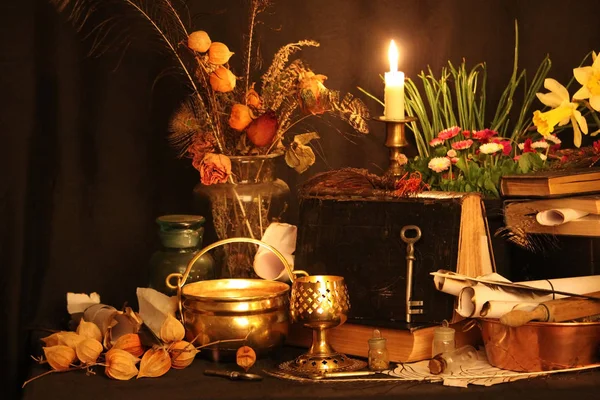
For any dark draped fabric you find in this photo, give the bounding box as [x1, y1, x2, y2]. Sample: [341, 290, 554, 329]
[2, 0, 599, 398]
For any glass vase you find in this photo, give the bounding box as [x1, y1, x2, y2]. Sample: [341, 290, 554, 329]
[193, 153, 290, 278]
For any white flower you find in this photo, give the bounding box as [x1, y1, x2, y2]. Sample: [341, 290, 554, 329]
[428, 157, 451, 173]
[479, 143, 503, 154]
[545, 134, 561, 144]
[531, 140, 549, 149]
[539, 153, 548, 161]
[518, 143, 525, 150]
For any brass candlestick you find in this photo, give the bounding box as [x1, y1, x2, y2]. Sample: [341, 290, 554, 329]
[376, 116, 417, 177]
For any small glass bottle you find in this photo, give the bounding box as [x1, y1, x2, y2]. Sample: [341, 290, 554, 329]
[428, 345, 478, 375]
[148, 215, 215, 295]
[431, 321, 455, 358]
[368, 329, 390, 371]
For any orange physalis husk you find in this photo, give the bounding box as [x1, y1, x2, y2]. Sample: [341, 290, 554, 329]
[168, 340, 199, 369]
[111, 333, 144, 357]
[138, 348, 172, 379]
[104, 348, 139, 381]
[75, 338, 103, 364]
[245, 84, 262, 108]
[209, 66, 236, 93]
[56, 331, 85, 351]
[229, 104, 253, 131]
[236, 346, 256, 372]
[43, 345, 76, 371]
[76, 319, 103, 343]
[40, 332, 61, 347]
[207, 42, 234, 65]
[187, 30, 211, 53]
[159, 314, 185, 343]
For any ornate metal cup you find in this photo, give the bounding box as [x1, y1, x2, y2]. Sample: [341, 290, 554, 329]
[284, 275, 366, 374]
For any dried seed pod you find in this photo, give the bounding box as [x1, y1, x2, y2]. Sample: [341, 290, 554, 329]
[43, 345, 76, 371]
[187, 30, 211, 53]
[76, 319, 103, 343]
[40, 332, 61, 347]
[209, 66, 236, 93]
[246, 111, 278, 147]
[104, 348, 139, 381]
[112, 333, 145, 357]
[236, 346, 256, 372]
[56, 331, 85, 350]
[207, 42, 234, 65]
[246, 84, 262, 108]
[159, 314, 185, 343]
[138, 348, 171, 379]
[229, 104, 253, 131]
[168, 340, 199, 369]
[75, 338, 103, 364]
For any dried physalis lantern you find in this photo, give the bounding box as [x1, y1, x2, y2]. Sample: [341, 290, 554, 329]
[138, 348, 171, 379]
[207, 42, 234, 65]
[75, 338, 103, 364]
[188, 30, 211, 53]
[209, 66, 236, 93]
[159, 314, 185, 343]
[43, 345, 76, 371]
[246, 84, 262, 108]
[111, 333, 144, 357]
[236, 346, 256, 372]
[168, 340, 199, 369]
[40, 332, 61, 347]
[56, 331, 85, 351]
[246, 111, 278, 147]
[229, 104, 253, 131]
[104, 348, 139, 381]
[76, 319, 103, 343]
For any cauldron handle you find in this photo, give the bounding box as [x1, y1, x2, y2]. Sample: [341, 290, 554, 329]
[165, 237, 308, 323]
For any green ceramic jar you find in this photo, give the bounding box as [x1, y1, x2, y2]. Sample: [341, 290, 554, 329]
[148, 215, 214, 295]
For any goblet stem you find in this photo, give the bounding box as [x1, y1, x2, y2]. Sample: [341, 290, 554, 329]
[309, 328, 335, 355]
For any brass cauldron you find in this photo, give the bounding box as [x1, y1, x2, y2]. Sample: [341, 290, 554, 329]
[481, 318, 600, 372]
[166, 238, 307, 359]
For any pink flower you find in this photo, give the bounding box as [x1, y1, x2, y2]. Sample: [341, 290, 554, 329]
[428, 157, 451, 172]
[492, 138, 512, 156]
[594, 140, 600, 153]
[199, 153, 232, 185]
[472, 129, 498, 143]
[462, 130, 471, 138]
[446, 149, 457, 158]
[438, 126, 461, 140]
[449, 157, 459, 164]
[429, 137, 445, 147]
[451, 139, 474, 150]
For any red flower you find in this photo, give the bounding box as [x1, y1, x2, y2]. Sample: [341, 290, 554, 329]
[522, 138, 534, 153]
[472, 129, 498, 143]
[593, 140, 600, 153]
[492, 138, 512, 156]
[438, 126, 461, 140]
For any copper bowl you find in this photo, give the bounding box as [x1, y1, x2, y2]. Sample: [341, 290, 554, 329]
[481, 318, 600, 372]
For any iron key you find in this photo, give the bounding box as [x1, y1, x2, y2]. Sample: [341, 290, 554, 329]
[401, 225, 423, 323]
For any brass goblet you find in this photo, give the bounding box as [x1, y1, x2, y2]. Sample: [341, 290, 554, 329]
[282, 275, 366, 375]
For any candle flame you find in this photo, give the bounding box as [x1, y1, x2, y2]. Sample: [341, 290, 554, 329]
[388, 40, 399, 73]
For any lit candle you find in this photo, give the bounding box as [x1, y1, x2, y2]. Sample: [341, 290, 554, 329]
[384, 40, 405, 120]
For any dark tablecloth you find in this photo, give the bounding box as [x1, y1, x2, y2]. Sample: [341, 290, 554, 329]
[21, 346, 600, 400]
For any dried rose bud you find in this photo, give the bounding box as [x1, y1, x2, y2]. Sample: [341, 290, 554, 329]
[207, 42, 234, 65]
[76, 320, 103, 343]
[138, 348, 171, 379]
[209, 66, 236, 93]
[76, 338, 103, 364]
[187, 30, 211, 53]
[246, 84, 262, 108]
[112, 333, 144, 357]
[229, 104, 253, 131]
[105, 348, 139, 381]
[56, 331, 85, 350]
[246, 111, 278, 147]
[236, 346, 256, 372]
[43, 345, 76, 371]
[168, 340, 199, 369]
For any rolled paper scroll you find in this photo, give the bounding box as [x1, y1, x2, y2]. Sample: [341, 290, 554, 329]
[479, 300, 540, 319]
[253, 222, 297, 282]
[536, 208, 589, 226]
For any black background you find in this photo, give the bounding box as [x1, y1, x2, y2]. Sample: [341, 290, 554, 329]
[2, 0, 600, 398]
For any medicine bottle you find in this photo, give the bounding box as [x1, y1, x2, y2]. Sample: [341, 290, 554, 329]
[368, 329, 390, 371]
[431, 321, 455, 358]
[428, 345, 478, 375]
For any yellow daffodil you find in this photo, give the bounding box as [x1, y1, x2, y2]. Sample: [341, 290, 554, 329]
[573, 51, 600, 111]
[533, 78, 588, 147]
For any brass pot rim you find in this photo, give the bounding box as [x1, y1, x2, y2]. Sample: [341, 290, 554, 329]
[182, 278, 290, 302]
[481, 317, 600, 327]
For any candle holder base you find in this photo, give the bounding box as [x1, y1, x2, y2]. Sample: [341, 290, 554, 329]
[376, 116, 417, 177]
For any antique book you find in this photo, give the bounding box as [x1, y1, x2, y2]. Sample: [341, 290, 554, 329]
[504, 200, 600, 237]
[500, 168, 600, 198]
[285, 320, 481, 363]
[510, 194, 600, 215]
[295, 191, 495, 326]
